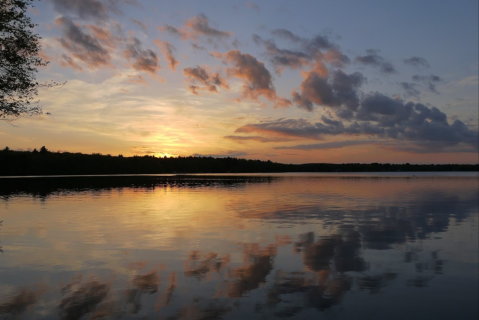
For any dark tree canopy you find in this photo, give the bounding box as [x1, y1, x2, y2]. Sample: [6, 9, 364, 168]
[0, 0, 48, 120]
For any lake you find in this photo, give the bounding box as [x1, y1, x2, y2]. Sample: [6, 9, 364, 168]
[0, 173, 478, 319]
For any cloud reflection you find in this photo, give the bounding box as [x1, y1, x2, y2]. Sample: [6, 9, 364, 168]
[0, 176, 477, 318]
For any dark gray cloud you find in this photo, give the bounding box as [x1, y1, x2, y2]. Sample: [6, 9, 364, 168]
[224, 135, 293, 143]
[292, 90, 314, 111]
[159, 25, 184, 37]
[404, 56, 430, 68]
[51, 0, 108, 21]
[304, 34, 337, 53]
[275, 140, 372, 150]
[50, 0, 137, 21]
[234, 93, 478, 152]
[185, 13, 230, 39]
[355, 50, 397, 74]
[159, 14, 231, 41]
[183, 66, 229, 94]
[271, 29, 337, 52]
[400, 82, 420, 97]
[55, 16, 112, 69]
[271, 28, 302, 43]
[292, 69, 365, 112]
[253, 35, 310, 73]
[255, 29, 349, 72]
[235, 118, 346, 140]
[123, 37, 160, 75]
[412, 74, 443, 93]
[191, 43, 207, 51]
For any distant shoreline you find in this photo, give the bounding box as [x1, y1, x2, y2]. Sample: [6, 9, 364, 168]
[0, 149, 477, 176]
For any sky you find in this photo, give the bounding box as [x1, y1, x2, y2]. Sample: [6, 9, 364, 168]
[1, 0, 478, 164]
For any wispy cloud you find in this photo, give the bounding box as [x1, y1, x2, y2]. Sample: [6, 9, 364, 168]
[355, 49, 396, 74]
[131, 18, 147, 33]
[123, 37, 160, 76]
[412, 74, 443, 93]
[254, 30, 349, 74]
[224, 135, 293, 143]
[275, 140, 373, 150]
[50, 0, 138, 22]
[159, 13, 231, 42]
[183, 66, 229, 94]
[404, 56, 430, 69]
[55, 16, 114, 69]
[154, 40, 178, 71]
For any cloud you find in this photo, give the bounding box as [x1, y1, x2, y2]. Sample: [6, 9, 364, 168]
[224, 135, 293, 143]
[123, 37, 160, 75]
[253, 34, 311, 73]
[183, 66, 229, 94]
[159, 24, 184, 37]
[59, 53, 83, 70]
[292, 69, 365, 112]
[400, 82, 420, 97]
[218, 50, 291, 107]
[245, 2, 260, 12]
[126, 74, 148, 85]
[273, 29, 348, 64]
[233, 94, 478, 152]
[412, 74, 443, 93]
[255, 30, 349, 73]
[275, 140, 372, 150]
[191, 43, 207, 51]
[185, 13, 231, 39]
[271, 29, 337, 52]
[154, 40, 178, 70]
[51, 0, 108, 21]
[50, 0, 137, 22]
[355, 50, 397, 74]
[55, 16, 113, 69]
[404, 56, 430, 68]
[271, 28, 302, 43]
[131, 18, 147, 32]
[235, 118, 343, 140]
[159, 13, 231, 42]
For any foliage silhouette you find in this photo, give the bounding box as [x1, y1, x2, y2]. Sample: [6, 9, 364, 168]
[0, 147, 477, 176]
[0, 0, 60, 120]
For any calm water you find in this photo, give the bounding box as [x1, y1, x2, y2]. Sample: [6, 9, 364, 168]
[0, 173, 477, 320]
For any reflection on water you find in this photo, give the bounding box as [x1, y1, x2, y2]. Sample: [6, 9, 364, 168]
[0, 174, 477, 319]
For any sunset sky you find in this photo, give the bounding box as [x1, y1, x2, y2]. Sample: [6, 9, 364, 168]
[2, 0, 478, 164]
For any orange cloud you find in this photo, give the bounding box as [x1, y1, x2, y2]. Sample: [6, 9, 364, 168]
[123, 37, 160, 75]
[183, 66, 229, 95]
[221, 50, 291, 107]
[154, 40, 178, 71]
[55, 17, 114, 69]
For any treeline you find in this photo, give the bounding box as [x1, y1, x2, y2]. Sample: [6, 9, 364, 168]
[0, 147, 477, 176]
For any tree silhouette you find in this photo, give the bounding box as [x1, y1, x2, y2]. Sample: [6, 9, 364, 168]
[0, 0, 57, 121]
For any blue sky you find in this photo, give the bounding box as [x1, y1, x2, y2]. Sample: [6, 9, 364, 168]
[1, 0, 478, 163]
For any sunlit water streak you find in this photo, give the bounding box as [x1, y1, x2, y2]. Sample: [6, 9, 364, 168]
[0, 173, 477, 319]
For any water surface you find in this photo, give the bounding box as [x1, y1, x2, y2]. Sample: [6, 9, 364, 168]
[0, 173, 477, 319]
